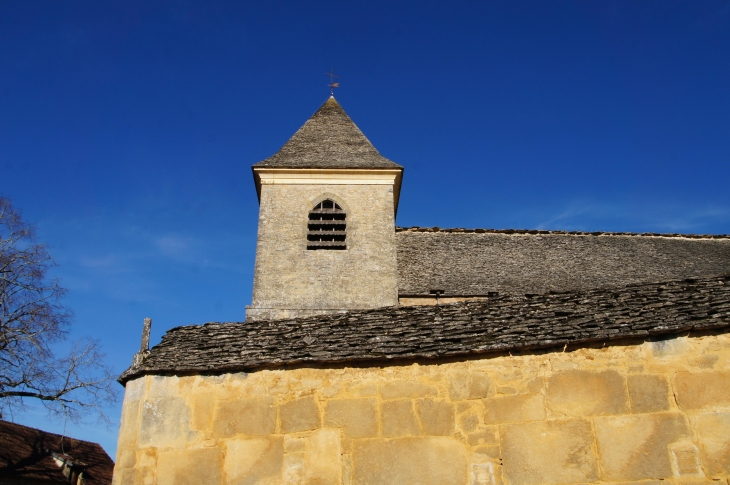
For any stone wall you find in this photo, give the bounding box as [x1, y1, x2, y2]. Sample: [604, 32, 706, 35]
[246, 183, 398, 321]
[114, 331, 730, 484]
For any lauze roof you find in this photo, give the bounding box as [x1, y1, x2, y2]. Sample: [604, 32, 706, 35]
[253, 96, 402, 170]
[396, 227, 730, 296]
[120, 274, 730, 384]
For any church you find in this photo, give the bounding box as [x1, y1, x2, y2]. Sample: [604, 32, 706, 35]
[113, 96, 730, 485]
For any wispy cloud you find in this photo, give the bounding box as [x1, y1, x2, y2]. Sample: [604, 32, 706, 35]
[78, 255, 118, 268]
[535, 200, 730, 234]
[156, 235, 192, 257]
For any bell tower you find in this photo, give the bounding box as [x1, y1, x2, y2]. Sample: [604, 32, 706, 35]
[246, 97, 403, 321]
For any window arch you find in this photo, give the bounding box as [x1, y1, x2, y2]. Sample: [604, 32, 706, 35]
[307, 199, 347, 250]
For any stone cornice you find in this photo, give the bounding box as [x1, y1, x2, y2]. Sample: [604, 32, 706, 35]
[252, 167, 404, 213]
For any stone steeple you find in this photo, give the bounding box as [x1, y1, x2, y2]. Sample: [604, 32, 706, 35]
[246, 97, 402, 321]
[252, 97, 404, 212]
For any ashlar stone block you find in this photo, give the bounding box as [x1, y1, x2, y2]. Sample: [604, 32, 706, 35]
[190, 392, 215, 430]
[382, 399, 421, 437]
[111, 468, 134, 485]
[308, 429, 342, 485]
[124, 377, 146, 401]
[546, 369, 629, 417]
[212, 397, 276, 437]
[483, 393, 545, 424]
[279, 395, 321, 433]
[675, 371, 730, 411]
[594, 412, 691, 481]
[157, 448, 222, 485]
[416, 399, 455, 436]
[283, 452, 306, 484]
[133, 466, 155, 485]
[501, 419, 598, 485]
[283, 435, 306, 453]
[223, 436, 283, 485]
[458, 411, 480, 433]
[139, 397, 196, 448]
[116, 399, 141, 451]
[352, 437, 466, 485]
[115, 449, 135, 470]
[324, 398, 377, 438]
[448, 370, 494, 401]
[693, 412, 730, 477]
[379, 380, 436, 400]
[627, 374, 671, 413]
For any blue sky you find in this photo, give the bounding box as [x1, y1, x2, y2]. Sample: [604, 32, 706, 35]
[1, 1, 729, 456]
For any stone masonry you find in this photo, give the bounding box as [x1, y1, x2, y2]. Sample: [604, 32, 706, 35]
[113, 94, 730, 484]
[246, 183, 399, 321]
[114, 330, 730, 484]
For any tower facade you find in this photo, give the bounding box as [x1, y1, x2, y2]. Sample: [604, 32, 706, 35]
[246, 97, 403, 321]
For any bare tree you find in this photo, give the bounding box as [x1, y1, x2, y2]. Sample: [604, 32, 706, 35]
[0, 197, 117, 422]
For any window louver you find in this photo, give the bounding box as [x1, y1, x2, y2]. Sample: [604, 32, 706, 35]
[307, 199, 346, 250]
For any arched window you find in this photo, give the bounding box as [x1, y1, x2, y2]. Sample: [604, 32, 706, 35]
[307, 199, 346, 250]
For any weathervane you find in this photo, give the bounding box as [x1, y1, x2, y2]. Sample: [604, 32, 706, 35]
[325, 68, 340, 96]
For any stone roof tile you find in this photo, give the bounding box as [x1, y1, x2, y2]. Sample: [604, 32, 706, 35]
[396, 229, 730, 296]
[253, 97, 402, 170]
[120, 274, 730, 384]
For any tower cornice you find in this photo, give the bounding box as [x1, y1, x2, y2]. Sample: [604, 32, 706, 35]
[252, 167, 403, 214]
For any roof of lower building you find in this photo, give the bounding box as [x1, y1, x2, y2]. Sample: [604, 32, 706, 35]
[0, 420, 114, 485]
[396, 227, 730, 296]
[120, 274, 730, 384]
[253, 96, 402, 170]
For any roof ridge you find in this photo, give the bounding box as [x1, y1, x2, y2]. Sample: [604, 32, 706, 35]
[395, 226, 730, 239]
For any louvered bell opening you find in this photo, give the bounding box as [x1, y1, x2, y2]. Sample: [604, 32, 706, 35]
[307, 199, 346, 250]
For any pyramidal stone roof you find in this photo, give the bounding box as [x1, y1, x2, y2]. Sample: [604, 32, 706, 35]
[254, 96, 402, 170]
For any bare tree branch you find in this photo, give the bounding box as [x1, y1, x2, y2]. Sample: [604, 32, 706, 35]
[0, 196, 118, 423]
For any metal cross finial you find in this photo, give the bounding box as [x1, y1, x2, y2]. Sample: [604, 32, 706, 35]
[325, 68, 340, 96]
